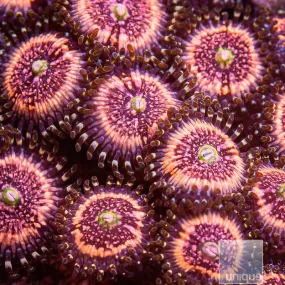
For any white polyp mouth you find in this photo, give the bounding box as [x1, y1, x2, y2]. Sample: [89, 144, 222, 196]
[98, 210, 120, 228]
[102, 213, 115, 223]
[200, 242, 219, 260]
[220, 49, 231, 61]
[113, 3, 128, 20]
[116, 4, 127, 17]
[215, 47, 234, 69]
[198, 145, 219, 165]
[32, 59, 48, 75]
[1, 186, 21, 206]
[131, 96, 147, 113]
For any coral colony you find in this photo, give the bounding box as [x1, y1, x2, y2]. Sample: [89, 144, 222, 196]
[1, 0, 285, 284]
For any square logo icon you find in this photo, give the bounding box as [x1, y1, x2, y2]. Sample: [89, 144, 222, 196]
[219, 240, 263, 284]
